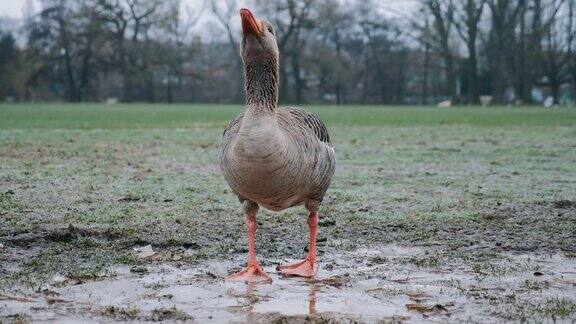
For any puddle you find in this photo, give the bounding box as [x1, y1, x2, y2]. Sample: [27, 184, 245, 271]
[1, 245, 575, 322]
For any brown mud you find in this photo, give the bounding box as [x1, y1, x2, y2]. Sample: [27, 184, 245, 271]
[1, 245, 575, 323]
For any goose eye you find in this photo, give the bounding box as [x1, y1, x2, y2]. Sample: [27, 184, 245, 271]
[267, 26, 273, 34]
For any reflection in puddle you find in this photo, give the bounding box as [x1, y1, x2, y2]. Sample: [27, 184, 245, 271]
[242, 280, 318, 320]
[245, 282, 256, 322]
[309, 282, 317, 315]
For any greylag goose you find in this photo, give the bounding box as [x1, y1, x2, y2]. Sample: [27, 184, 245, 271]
[218, 8, 336, 283]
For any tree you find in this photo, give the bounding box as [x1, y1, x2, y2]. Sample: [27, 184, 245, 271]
[486, 0, 524, 104]
[162, 1, 203, 102]
[356, 0, 408, 104]
[255, 0, 315, 103]
[312, 0, 351, 104]
[0, 31, 25, 100]
[540, 0, 570, 104]
[423, 0, 459, 104]
[453, 0, 486, 104]
[209, 0, 243, 102]
[26, 0, 81, 101]
[4, 0, 576, 105]
[95, 0, 162, 102]
[565, 0, 576, 103]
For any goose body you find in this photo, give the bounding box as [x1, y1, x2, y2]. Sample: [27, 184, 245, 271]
[219, 108, 336, 212]
[219, 8, 335, 282]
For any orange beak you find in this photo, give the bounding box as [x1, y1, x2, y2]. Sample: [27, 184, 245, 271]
[240, 8, 262, 38]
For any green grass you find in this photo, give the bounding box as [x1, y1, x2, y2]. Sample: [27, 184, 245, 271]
[1, 103, 575, 129]
[1, 104, 575, 321]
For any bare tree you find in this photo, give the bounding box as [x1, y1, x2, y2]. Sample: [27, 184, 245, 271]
[420, 17, 432, 105]
[486, 0, 524, 103]
[255, 0, 315, 103]
[95, 0, 160, 102]
[312, 0, 351, 104]
[163, 1, 203, 102]
[7, 0, 576, 105]
[453, 0, 486, 104]
[209, 0, 243, 102]
[566, 0, 576, 102]
[423, 0, 459, 103]
[0, 30, 25, 100]
[540, 0, 570, 104]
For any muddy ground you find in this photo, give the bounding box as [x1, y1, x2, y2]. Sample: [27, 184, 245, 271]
[1, 107, 576, 322]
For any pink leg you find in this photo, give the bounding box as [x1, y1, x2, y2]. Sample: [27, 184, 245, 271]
[226, 210, 272, 283]
[277, 211, 318, 278]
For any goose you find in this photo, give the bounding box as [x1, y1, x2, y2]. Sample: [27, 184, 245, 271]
[218, 8, 336, 283]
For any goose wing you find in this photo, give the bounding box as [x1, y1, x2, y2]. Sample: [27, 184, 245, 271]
[278, 107, 336, 204]
[221, 112, 244, 139]
[281, 108, 332, 145]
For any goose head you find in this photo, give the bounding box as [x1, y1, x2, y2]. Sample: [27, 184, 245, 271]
[240, 8, 279, 110]
[240, 8, 279, 65]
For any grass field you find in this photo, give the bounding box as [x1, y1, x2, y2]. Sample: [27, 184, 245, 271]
[1, 104, 575, 322]
[1, 103, 576, 128]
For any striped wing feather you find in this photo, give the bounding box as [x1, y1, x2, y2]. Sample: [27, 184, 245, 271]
[282, 108, 331, 144]
[222, 108, 331, 146]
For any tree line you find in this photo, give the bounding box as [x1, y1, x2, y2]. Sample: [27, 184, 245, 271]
[0, 0, 575, 105]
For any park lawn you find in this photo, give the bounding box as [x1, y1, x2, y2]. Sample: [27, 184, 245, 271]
[1, 103, 576, 128]
[0, 104, 575, 321]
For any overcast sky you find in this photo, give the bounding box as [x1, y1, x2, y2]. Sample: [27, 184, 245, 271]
[0, 0, 35, 19]
[0, 0, 417, 19]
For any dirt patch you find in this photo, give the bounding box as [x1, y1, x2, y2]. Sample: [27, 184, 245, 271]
[1, 225, 125, 247]
[101, 305, 192, 322]
[552, 200, 576, 209]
